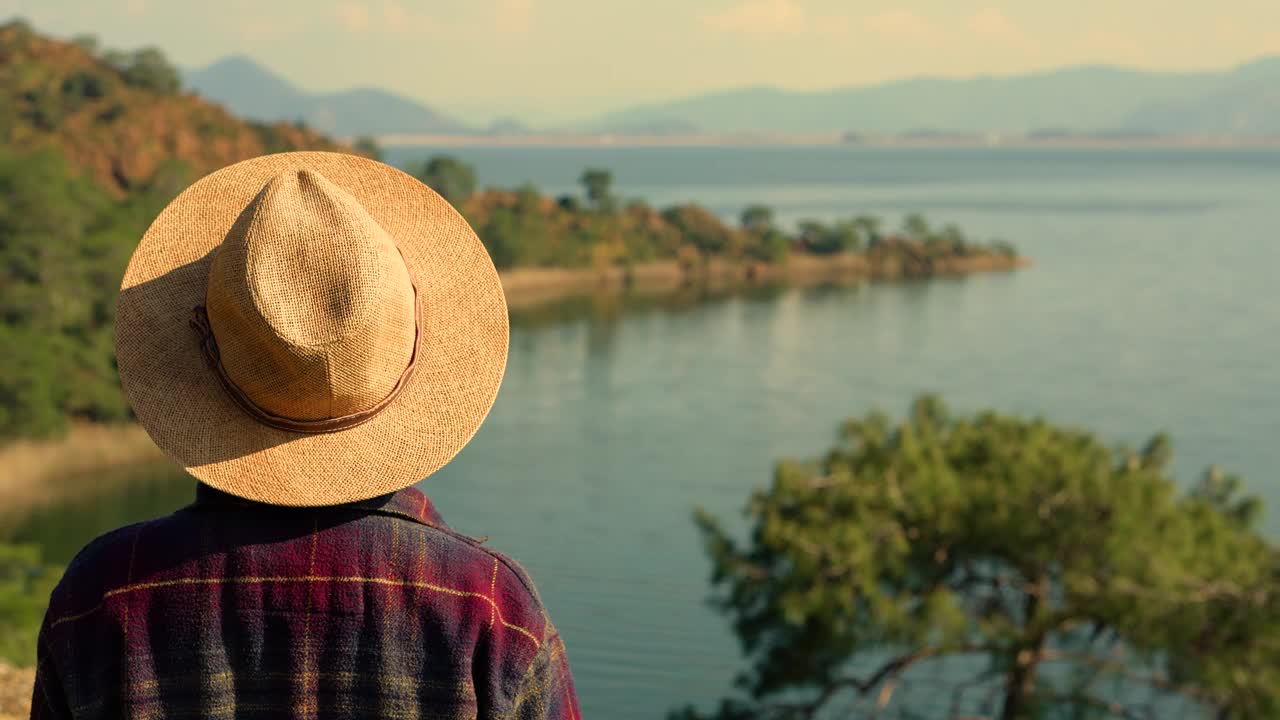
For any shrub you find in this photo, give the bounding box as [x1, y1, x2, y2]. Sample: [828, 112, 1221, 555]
[0, 544, 63, 666]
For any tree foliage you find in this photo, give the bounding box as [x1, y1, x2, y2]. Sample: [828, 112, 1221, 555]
[798, 220, 863, 255]
[352, 135, 383, 161]
[465, 181, 684, 270]
[69, 34, 98, 55]
[0, 147, 182, 441]
[745, 229, 791, 264]
[579, 168, 615, 211]
[740, 204, 775, 233]
[410, 154, 477, 207]
[101, 47, 180, 94]
[852, 214, 883, 248]
[0, 543, 62, 665]
[678, 396, 1278, 720]
[663, 204, 739, 255]
[0, 21, 409, 444]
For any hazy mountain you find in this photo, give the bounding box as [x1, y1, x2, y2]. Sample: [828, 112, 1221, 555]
[183, 55, 467, 137]
[1124, 57, 1280, 135]
[183, 53, 1280, 138]
[484, 116, 533, 135]
[580, 58, 1280, 135]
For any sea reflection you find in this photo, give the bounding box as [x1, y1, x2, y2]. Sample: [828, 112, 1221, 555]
[4, 279, 844, 568]
[2, 461, 193, 564]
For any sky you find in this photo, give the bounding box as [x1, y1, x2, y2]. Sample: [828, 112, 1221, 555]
[5, 0, 1280, 125]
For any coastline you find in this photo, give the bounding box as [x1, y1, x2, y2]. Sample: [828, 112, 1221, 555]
[0, 422, 164, 524]
[0, 252, 1029, 517]
[376, 132, 1280, 150]
[499, 251, 1031, 309]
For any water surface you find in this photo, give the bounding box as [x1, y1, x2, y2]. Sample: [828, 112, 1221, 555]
[9, 146, 1279, 718]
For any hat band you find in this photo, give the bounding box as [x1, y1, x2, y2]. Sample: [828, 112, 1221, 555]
[187, 292, 420, 435]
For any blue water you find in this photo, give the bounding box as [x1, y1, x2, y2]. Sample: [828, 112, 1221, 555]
[389, 145, 1280, 718]
[16, 146, 1280, 718]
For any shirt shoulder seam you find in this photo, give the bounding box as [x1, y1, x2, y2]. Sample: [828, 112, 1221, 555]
[424, 524, 544, 611]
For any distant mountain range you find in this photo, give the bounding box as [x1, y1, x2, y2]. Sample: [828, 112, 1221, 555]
[184, 54, 1280, 138]
[1122, 58, 1280, 135]
[582, 57, 1280, 136]
[182, 56, 468, 137]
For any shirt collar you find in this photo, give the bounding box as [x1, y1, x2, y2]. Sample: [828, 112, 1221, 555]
[191, 482, 449, 529]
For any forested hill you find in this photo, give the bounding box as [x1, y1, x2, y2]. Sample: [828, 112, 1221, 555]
[0, 19, 367, 441]
[0, 19, 360, 197]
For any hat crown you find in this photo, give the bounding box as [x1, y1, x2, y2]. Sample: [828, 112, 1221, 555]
[205, 169, 417, 422]
[243, 170, 382, 346]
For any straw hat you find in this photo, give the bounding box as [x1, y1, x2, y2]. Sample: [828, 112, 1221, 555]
[115, 151, 508, 506]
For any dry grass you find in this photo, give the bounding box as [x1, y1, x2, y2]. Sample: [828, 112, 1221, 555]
[0, 423, 163, 519]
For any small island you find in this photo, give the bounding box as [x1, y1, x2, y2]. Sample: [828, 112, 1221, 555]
[408, 156, 1027, 308]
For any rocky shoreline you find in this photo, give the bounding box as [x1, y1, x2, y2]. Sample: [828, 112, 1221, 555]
[499, 251, 1031, 309]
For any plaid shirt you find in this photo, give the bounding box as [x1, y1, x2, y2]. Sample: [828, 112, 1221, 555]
[30, 483, 580, 720]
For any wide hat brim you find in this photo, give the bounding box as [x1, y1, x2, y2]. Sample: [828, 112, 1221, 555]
[115, 151, 509, 506]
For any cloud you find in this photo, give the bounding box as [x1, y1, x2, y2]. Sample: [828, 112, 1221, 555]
[967, 7, 1017, 38]
[333, 1, 434, 34]
[864, 9, 932, 41]
[382, 1, 408, 26]
[495, 0, 534, 34]
[381, 1, 435, 33]
[703, 0, 807, 35]
[335, 2, 370, 31]
[239, 19, 284, 38]
[1071, 27, 1146, 62]
[124, 0, 147, 16]
[966, 7, 1037, 52]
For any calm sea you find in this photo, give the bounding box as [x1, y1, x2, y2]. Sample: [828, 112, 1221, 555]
[11, 146, 1280, 718]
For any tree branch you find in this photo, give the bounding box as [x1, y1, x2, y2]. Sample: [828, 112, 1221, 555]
[1034, 689, 1155, 720]
[1038, 649, 1216, 703]
[764, 644, 996, 719]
